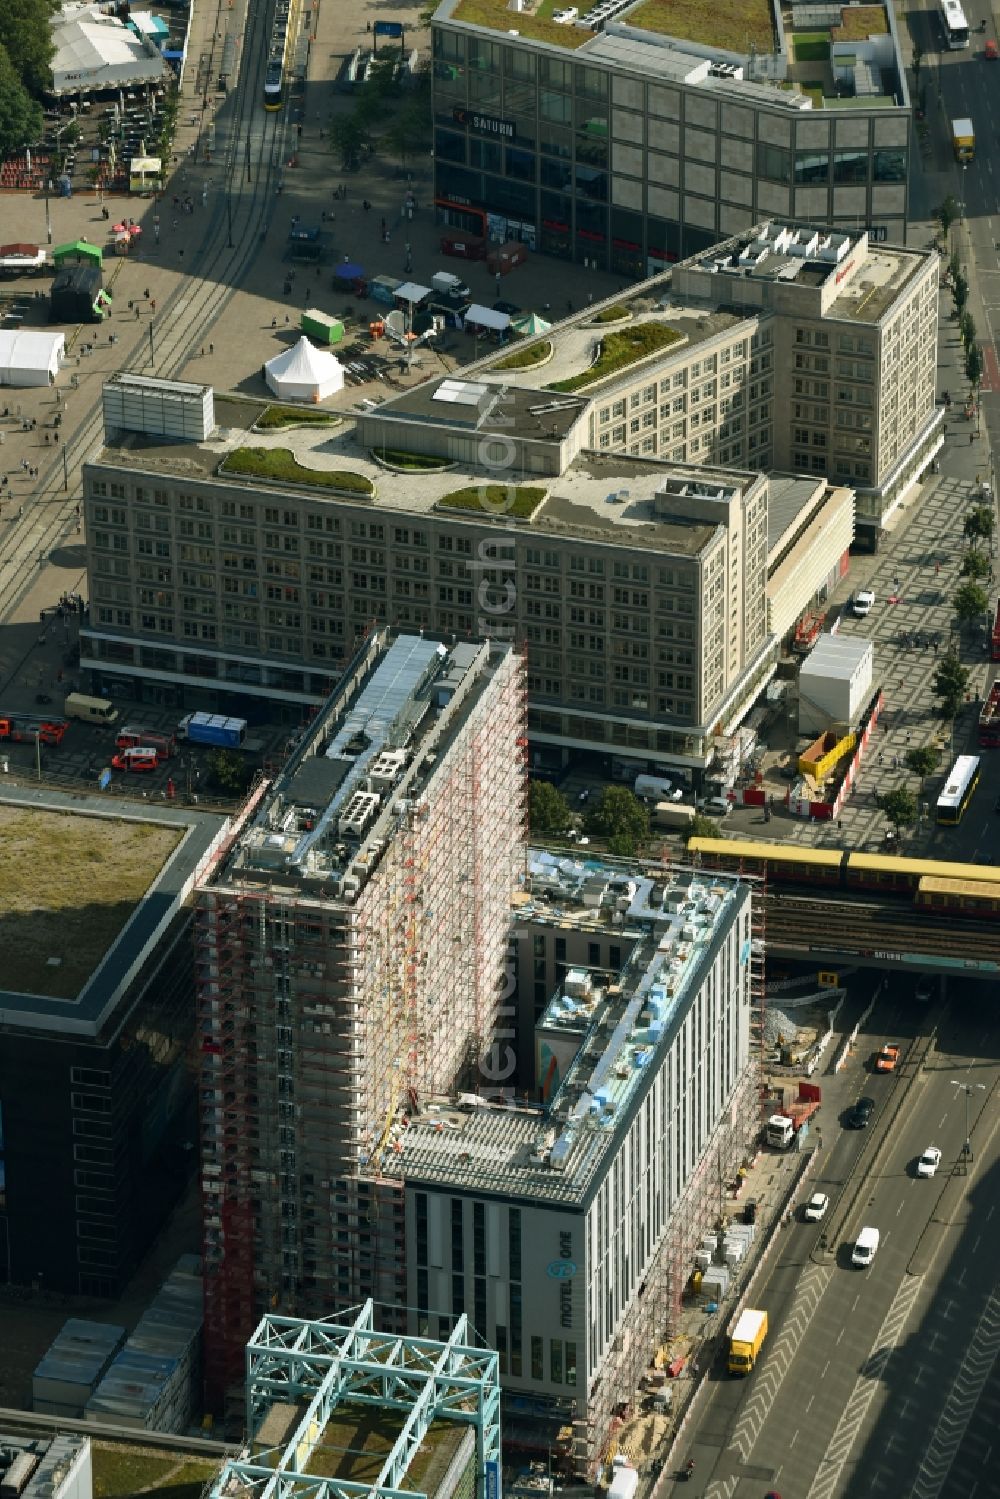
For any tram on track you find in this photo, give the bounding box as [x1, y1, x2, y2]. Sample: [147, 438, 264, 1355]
[263, 0, 292, 110]
[687, 836, 1000, 919]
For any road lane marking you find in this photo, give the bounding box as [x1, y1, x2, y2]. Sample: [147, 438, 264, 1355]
[807, 1274, 924, 1499]
[909, 1287, 1000, 1499]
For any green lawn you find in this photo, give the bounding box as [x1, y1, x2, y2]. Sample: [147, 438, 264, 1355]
[452, 0, 592, 47]
[438, 484, 546, 520]
[256, 404, 340, 431]
[591, 305, 631, 324]
[547, 323, 684, 393]
[791, 31, 830, 62]
[374, 449, 450, 470]
[493, 339, 552, 370]
[222, 447, 374, 494]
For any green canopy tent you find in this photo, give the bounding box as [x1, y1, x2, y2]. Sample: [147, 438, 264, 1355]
[53, 239, 102, 267]
[511, 312, 552, 336]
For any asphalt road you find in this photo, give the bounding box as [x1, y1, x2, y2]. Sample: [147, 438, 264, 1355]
[670, 983, 1000, 1498]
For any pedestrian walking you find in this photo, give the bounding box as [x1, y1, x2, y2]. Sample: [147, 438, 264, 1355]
[271, 316, 277, 328]
[209, 342, 214, 355]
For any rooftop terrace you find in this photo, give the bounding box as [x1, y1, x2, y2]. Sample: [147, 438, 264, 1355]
[391, 851, 750, 1204]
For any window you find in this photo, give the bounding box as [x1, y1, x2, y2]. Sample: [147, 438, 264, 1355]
[531, 1335, 544, 1381]
[550, 1338, 563, 1383]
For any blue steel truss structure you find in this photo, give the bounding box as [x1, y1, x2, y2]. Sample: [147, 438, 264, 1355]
[210, 1300, 501, 1499]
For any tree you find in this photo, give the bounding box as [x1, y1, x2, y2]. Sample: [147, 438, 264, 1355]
[205, 748, 251, 796]
[586, 786, 649, 854]
[529, 779, 572, 836]
[948, 249, 961, 284]
[932, 650, 970, 718]
[0, 44, 43, 156]
[0, 0, 59, 98]
[959, 311, 976, 353]
[905, 744, 939, 789]
[961, 547, 990, 580]
[953, 271, 969, 317]
[937, 195, 959, 241]
[366, 50, 403, 100]
[880, 786, 917, 835]
[953, 579, 989, 628]
[912, 44, 923, 86]
[966, 343, 984, 393]
[327, 113, 367, 170]
[964, 504, 995, 547]
[683, 813, 722, 844]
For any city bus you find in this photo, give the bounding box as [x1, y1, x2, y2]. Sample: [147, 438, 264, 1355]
[936, 753, 981, 824]
[939, 0, 970, 48]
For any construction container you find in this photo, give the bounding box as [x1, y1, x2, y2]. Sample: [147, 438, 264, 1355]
[32, 1319, 126, 1417]
[301, 308, 344, 345]
[85, 1257, 203, 1433]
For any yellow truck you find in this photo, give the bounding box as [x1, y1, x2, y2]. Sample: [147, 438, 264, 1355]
[728, 1307, 768, 1375]
[952, 117, 975, 163]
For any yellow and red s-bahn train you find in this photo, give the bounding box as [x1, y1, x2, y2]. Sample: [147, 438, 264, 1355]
[687, 836, 1000, 922]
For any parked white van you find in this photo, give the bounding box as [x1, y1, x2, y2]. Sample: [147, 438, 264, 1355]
[64, 692, 118, 725]
[851, 1225, 880, 1267]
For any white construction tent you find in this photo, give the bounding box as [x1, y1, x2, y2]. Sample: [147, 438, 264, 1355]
[264, 337, 344, 403]
[51, 2, 168, 96]
[0, 330, 65, 388]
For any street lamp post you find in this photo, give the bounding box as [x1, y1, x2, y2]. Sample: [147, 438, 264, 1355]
[949, 1079, 986, 1163]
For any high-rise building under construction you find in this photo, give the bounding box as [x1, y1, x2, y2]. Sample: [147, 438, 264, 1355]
[196, 631, 526, 1409]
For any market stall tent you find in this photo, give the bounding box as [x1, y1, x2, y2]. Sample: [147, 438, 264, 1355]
[53, 240, 102, 267]
[0, 330, 65, 387]
[264, 337, 344, 403]
[463, 303, 511, 331]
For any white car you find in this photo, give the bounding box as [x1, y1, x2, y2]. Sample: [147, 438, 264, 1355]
[803, 1191, 829, 1222]
[852, 589, 875, 617]
[916, 1146, 941, 1179]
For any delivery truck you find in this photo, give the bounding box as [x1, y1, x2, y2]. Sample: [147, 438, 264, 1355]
[607, 1457, 639, 1499]
[728, 1307, 767, 1375]
[653, 801, 696, 830]
[177, 712, 247, 748]
[952, 117, 975, 162]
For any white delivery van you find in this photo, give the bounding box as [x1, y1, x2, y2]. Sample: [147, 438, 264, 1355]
[431, 270, 471, 298]
[851, 1225, 880, 1267]
[64, 692, 119, 725]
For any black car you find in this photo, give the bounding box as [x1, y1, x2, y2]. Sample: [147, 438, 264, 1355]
[493, 299, 521, 316]
[847, 1095, 875, 1129]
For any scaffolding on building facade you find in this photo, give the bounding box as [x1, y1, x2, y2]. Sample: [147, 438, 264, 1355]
[199, 642, 528, 1415]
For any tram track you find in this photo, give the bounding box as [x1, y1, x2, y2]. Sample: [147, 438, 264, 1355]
[0, 0, 288, 635]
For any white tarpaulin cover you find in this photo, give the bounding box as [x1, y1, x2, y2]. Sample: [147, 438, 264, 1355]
[264, 336, 344, 402]
[463, 303, 510, 331]
[51, 3, 167, 96]
[0, 330, 65, 387]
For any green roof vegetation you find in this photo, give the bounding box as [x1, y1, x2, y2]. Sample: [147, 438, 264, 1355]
[791, 32, 830, 62]
[0, 808, 182, 1000]
[591, 304, 631, 324]
[492, 339, 552, 370]
[832, 4, 887, 40]
[307, 1410, 464, 1491]
[547, 323, 684, 392]
[452, 0, 593, 48]
[256, 405, 340, 431]
[374, 449, 451, 469]
[625, 0, 773, 53]
[222, 448, 374, 494]
[92, 1446, 220, 1499]
[438, 484, 547, 520]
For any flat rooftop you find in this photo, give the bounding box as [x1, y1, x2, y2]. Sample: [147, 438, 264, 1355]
[254, 1404, 468, 1493]
[0, 790, 222, 1035]
[436, 0, 899, 109]
[214, 632, 509, 899]
[392, 852, 751, 1206]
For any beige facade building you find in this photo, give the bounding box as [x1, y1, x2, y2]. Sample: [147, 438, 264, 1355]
[80, 221, 937, 776]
